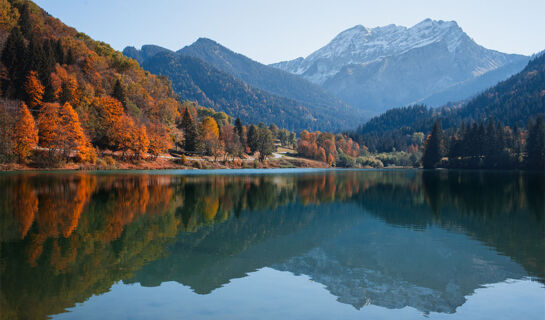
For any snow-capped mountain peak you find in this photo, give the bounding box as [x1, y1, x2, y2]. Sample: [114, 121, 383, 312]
[270, 19, 528, 115]
[278, 19, 469, 84]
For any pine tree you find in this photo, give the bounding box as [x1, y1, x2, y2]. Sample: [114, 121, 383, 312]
[1, 28, 26, 98]
[65, 48, 75, 65]
[54, 39, 64, 65]
[526, 115, 545, 170]
[19, 3, 32, 38]
[234, 117, 244, 143]
[178, 108, 199, 152]
[422, 120, 444, 169]
[247, 124, 259, 153]
[112, 79, 126, 107]
[13, 102, 38, 162]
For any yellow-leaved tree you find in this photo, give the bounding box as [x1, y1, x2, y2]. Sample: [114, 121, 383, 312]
[200, 116, 222, 159]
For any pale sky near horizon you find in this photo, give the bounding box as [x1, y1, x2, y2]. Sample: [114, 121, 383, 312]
[34, 0, 545, 64]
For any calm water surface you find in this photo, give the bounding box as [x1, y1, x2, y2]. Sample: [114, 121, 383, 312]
[0, 169, 544, 319]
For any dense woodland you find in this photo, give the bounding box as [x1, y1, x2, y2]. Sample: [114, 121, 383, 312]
[348, 53, 545, 169]
[125, 39, 363, 132]
[0, 0, 295, 168]
[422, 116, 545, 170]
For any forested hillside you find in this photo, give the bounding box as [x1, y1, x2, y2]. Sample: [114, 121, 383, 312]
[141, 51, 331, 131]
[0, 0, 280, 167]
[124, 44, 362, 132]
[178, 38, 360, 120]
[353, 53, 545, 153]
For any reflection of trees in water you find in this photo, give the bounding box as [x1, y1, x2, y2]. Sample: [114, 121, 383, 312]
[0, 170, 543, 319]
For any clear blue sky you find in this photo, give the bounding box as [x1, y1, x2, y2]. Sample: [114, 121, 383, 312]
[35, 0, 545, 64]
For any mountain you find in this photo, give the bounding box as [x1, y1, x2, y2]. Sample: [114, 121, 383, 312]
[178, 38, 354, 116]
[353, 53, 545, 152]
[124, 45, 362, 131]
[271, 19, 529, 114]
[124, 47, 353, 131]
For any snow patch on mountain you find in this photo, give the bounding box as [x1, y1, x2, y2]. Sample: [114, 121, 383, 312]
[272, 19, 510, 85]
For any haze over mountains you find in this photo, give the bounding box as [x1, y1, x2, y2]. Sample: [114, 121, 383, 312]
[271, 19, 529, 114]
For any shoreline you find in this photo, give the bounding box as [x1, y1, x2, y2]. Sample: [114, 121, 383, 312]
[0, 156, 333, 172]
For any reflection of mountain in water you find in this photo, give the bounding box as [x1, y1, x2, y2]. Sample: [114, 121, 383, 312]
[1, 170, 543, 319]
[274, 215, 525, 313]
[127, 171, 543, 314]
[126, 202, 364, 294]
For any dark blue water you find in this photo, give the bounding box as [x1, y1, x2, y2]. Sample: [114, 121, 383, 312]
[1, 169, 543, 319]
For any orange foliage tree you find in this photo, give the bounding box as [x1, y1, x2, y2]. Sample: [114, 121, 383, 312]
[89, 96, 124, 149]
[24, 70, 44, 110]
[114, 115, 149, 159]
[58, 102, 96, 162]
[37, 102, 62, 152]
[147, 123, 172, 159]
[37, 102, 95, 162]
[13, 102, 38, 161]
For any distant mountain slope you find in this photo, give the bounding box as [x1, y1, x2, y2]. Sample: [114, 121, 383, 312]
[132, 50, 349, 131]
[418, 58, 531, 106]
[450, 52, 545, 128]
[272, 19, 528, 114]
[178, 38, 353, 114]
[353, 53, 545, 151]
[124, 46, 363, 131]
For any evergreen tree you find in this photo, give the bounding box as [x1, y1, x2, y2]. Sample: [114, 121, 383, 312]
[1, 28, 26, 98]
[247, 124, 259, 153]
[234, 117, 243, 142]
[54, 39, 64, 65]
[19, 3, 32, 38]
[178, 108, 199, 152]
[112, 79, 126, 107]
[422, 120, 444, 169]
[256, 127, 274, 161]
[65, 48, 75, 65]
[526, 115, 545, 170]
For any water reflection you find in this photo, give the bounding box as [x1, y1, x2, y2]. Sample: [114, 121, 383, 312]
[0, 170, 543, 319]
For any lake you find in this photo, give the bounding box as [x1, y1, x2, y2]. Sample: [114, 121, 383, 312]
[0, 169, 543, 319]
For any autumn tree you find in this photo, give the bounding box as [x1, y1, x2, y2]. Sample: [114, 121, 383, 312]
[0, 0, 20, 31]
[0, 102, 15, 162]
[58, 102, 96, 162]
[89, 96, 124, 149]
[24, 71, 45, 110]
[147, 123, 172, 159]
[134, 125, 150, 159]
[13, 102, 38, 162]
[200, 116, 222, 158]
[37, 103, 62, 154]
[37, 102, 95, 163]
[114, 115, 136, 159]
[221, 124, 242, 160]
